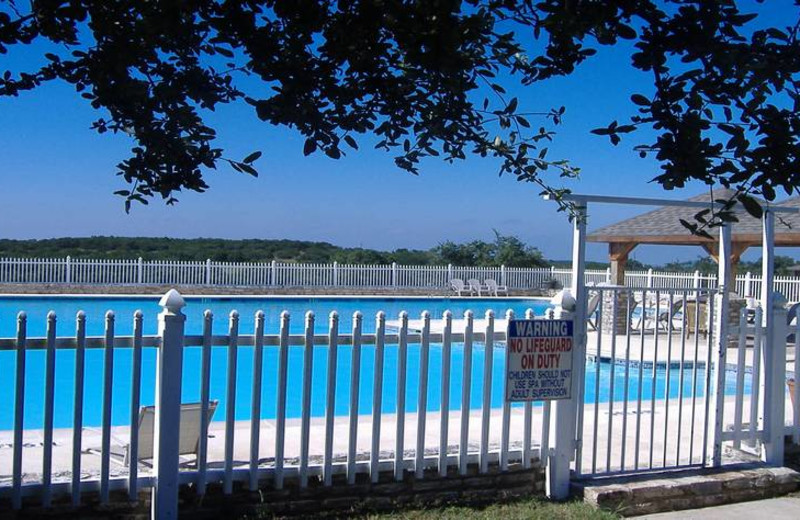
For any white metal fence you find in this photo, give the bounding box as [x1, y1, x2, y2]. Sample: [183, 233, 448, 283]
[577, 286, 721, 476]
[0, 292, 555, 516]
[2, 286, 799, 515]
[577, 285, 799, 476]
[0, 257, 796, 299]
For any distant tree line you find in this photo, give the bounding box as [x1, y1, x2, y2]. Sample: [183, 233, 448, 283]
[550, 256, 799, 277]
[0, 232, 548, 267]
[431, 231, 548, 268]
[1, 237, 796, 274]
[657, 256, 798, 277]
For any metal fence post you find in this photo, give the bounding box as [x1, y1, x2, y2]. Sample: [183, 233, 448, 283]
[605, 267, 611, 284]
[333, 261, 338, 287]
[501, 264, 506, 286]
[152, 289, 186, 519]
[745, 271, 753, 297]
[709, 222, 732, 466]
[761, 210, 785, 464]
[392, 262, 397, 287]
[271, 260, 277, 287]
[547, 202, 586, 500]
[646, 268, 654, 287]
[65, 256, 71, 284]
[447, 263, 453, 281]
[548, 291, 577, 499]
[764, 293, 788, 464]
[137, 257, 144, 284]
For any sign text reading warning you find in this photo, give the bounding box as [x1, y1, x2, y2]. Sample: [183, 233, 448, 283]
[505, 319, 574, 401]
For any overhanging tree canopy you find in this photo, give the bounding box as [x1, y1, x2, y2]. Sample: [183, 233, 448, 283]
[1, 1, 799, 222]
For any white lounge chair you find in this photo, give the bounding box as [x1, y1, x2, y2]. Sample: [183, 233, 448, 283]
[86, 401, 218, 467]
[636, 295, 685, 332]
[466, 278, 486, 296]
[485, 279, 508, 297]
[450, 278, 470, 296]
[586, 291, 602, 330]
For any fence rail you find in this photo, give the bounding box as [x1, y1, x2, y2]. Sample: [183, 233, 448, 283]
[0, 257, 795, 299]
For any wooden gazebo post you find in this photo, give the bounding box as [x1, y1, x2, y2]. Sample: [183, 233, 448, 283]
[609, 243, 636, 286]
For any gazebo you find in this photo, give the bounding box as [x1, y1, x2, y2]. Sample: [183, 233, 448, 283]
[587, 188, 800, 288]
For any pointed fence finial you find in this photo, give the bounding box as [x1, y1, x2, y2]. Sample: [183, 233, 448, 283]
[159, 289, 186, 313]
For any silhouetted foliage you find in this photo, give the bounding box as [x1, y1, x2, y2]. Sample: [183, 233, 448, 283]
[2, 1, 797, 226]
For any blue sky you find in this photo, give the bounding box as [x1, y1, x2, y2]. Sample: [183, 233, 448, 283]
[0, 2, 793, 264]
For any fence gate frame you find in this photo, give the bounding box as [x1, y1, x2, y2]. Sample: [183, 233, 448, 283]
[544, 193, 798, 498]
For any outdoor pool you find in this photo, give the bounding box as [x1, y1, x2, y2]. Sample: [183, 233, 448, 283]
[0, 296, 750, 430]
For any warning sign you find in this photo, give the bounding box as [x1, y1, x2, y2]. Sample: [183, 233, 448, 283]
[505, 320, 574, 401]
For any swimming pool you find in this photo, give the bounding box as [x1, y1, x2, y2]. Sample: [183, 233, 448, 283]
[0, 296, 550, 336]
[0, 296, 750, 430]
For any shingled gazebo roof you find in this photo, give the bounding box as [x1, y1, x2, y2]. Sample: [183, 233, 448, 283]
[588, 188, 800, 247]
[586, 188, 800, 287]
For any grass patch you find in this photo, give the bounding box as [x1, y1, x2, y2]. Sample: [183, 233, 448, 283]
[359, 498, 617, 520]
[242, 496, 618, 519]
[238, 497, 618, 520]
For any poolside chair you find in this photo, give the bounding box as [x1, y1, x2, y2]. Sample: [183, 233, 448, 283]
[86, 401, 218, 467]
[786, 302, 800, 343]
[637, 295, 685, 332]
[484, 279, 508, 297]
[466, 278, 487, 296]
[787, 302, 800, 327]
[586, 291, 602, 331]
[450, 278, 470, 296]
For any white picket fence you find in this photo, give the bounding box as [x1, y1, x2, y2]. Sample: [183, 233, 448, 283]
[0, 256, 797, 300]
[0, 292, 554, 516]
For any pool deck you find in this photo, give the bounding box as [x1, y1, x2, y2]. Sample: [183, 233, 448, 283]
[0, 285, 549, 298]
[1, 394, 797, 490]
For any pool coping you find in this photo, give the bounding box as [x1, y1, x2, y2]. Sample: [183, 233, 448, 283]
[0, 293, 551, 301]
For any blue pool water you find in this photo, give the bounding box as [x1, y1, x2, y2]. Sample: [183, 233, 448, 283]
[0, 296, 750, 430]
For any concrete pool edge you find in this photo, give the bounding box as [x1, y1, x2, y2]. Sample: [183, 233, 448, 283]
[0, 291, 551, 301]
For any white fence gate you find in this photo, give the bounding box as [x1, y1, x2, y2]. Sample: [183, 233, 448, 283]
[554, 194, 797, 493]
[575, 286, 720, 476]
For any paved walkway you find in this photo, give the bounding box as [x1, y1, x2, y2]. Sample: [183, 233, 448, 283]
[638, 495, 800, 519]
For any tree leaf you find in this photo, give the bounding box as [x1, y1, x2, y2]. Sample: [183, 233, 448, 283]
[344, 135, 358, 150]
[238, 163, 258, 177]
[243, 151, 262, 164]
[506, 97, 518, 113]
[213, 46, 234, 58]
[737, 193, 763, 218]
[303, 138, 317, 156]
